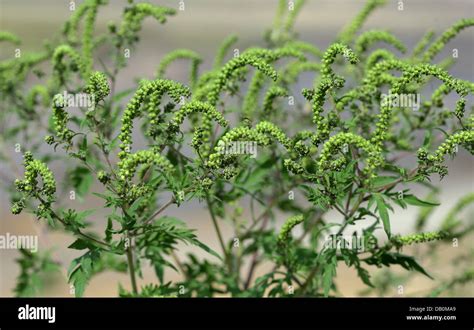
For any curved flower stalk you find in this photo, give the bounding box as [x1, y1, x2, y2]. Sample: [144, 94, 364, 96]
[118, 3, 176, 40]
[277, 215, 304, 246]
[244, 47, 306, 63]
[0, 31, 20, 44]
[156, 49, 202, 90]
[206, 121, 292, 170]
[362, 59, 408, 88]
[169, 101, 228, 131]
[52, 44, 86, 83]
[393, 64, 468, 96]
[11, 152, 56, 215]
[213, 34, 238, 69]
[118, 79, 190, 159]
[206, 52, 279, 107]
[284, 40, 323, 59]
[422, 18, 474, 62]
[369, 63, 468, 148]
[335, 58, 407, 112]
[283, 0, 306, 34]
[63, 0, 94, 43]
[280, 61, 321, 85]
[241, 71, 267, 120]
[391, 231, 448, 248]
[298, 44, 359, 144]
[268, 0, 306, 45]
[364, 49, 397, 71]
[411, 30, 435, 60]
[0, 52, 48, 79]
[430, 81, 474, 108]
[318, 132, 383, 179]
[320, 43, 359, 78]
[25, 85, 50, 111]
[81, 0, 102, 77]
[440, 193, 474, 231]
[241, 47, 305, 120]
[262, 85, 288, 115]
[194, 52, 282, 157]
[354, 30, 406, 55]
[337, 0, 387, 45]
[117, 149, 174, 182]
[303, 76, 345, 145]
[62, 0, 107, 77]
[426, 131, 474, 164]
[206, 126, 270, 169]
[190, 35, 238, 99]
[255, 121, 292, 149]
[271, 0, 287, 36]
[306, 77, 344, 125]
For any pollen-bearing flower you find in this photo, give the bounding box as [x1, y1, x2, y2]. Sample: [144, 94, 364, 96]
[11, 152, 56, 216]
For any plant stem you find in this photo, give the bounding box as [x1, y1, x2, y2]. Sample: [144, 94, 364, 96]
[125, 233, 138, 295]
[205, 193, 229, 266]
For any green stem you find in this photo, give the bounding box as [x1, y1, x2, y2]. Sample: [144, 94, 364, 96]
[125, 233, 138, 295]
[205, 192, 229, 267]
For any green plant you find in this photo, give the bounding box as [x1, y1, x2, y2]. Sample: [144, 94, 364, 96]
[1, 0, 473, 298]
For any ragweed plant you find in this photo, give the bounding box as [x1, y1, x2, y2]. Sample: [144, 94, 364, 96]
[2, 0, 473, 298]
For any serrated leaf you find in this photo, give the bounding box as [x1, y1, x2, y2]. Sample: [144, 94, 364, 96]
[403, 194, 440, 207]
[322, 252, 337, 297]
[191, 239, 223, 261]
[374, 194, 391, 238]
[67, 250, 101, 297]
[68, 238, 95, 250]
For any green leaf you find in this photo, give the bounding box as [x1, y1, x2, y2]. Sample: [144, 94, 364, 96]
[403, 194, 440, 207]
[68, 166, 93, 198]
[422, 130, 432, 147]
[368, 252, 433, 279]
[68, 239, 95, 250]
[322, 251, 337, 297]
[374, 194, 391, 238]
[67, 249, 101, 297]
[356, 265, 374, 288]
[371, 176, 398, 188]
[191, 239, 223, 261]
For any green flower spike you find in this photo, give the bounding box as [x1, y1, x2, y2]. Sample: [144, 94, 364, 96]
[118, 79, 190, 158]
[278, 215, 304, 245]
[11, 152, 56, 215]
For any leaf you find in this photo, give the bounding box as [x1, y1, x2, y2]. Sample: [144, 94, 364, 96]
[68, 166, 93, 198]
[356, 265, 374, 288]
[68, 239, 95, 250]
[373, 194, 391, 238]
[322, 251, 337, 297]
[191, 239, 223, 261]
[368, 252, 433, 279]
[67, 249, 101, 297]
[371, 176, 399, 188]
[76, 209, 95, 222]
[422, 130, 432, 147]
[403, 194, 440, 207]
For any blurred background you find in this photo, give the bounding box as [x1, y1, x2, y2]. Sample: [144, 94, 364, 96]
[1, 0, 473, 296]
